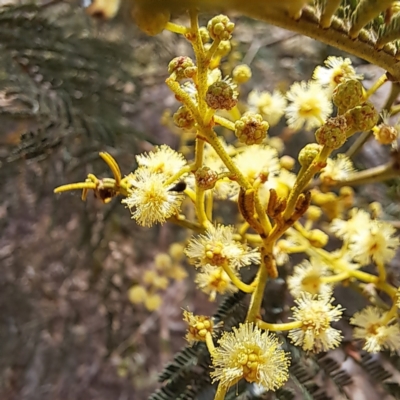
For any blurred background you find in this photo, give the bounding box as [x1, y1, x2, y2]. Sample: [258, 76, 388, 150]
[1, 1, 399, 400]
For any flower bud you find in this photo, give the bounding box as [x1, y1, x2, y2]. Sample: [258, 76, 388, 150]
[195, 166, 218, 190]
[199, 27, 210, 44]
[173, 106, 195, 130]
[298, 143, 322, 168]
[232, 64, 252, 84]
[373, 123, 398, 145]
[131, 4, 170, 36]
[308, 229, 329, 248]
[168, 56, 197, 80]
[155, 253, 172, 271]
[145, 294, 162, 311]
[206, 80, 238, 110]
[207, 15, 235, 41]
[332, 79, 364, 114]
[339, 186, 354, 209]
[344, 102, 379, 134]
[280, 155, 295, 170]
[306, 205, 322, 221]
[214, 40, 231, 58]
[169, 242, 185, 261]
[234, 112, 269, 145]
[315, 116, 348, 149]
[128, 285, 147, 304]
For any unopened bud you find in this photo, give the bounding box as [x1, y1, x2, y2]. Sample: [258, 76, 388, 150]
[332, 79, 364, 114]
[298, 143, 322, 168]
[280, 155, 295, 170]
[308, 229, 329, 248]
[199, 27, 210, 44]
[206, 80, 238, 110]
[207, 15, 235, 41]
[173, 106, 195, 130]
[232, 64, 252, 84]
[214, 40, 231, 58]
[344, 102, 379, 134]
[373, 123, 398, 145]
[168, 56, 196, 80]
[195, 166, 219, 190]
[234, 112, 269, 145]
[306, 205, 322, 221]
[315, 116, 348, 149]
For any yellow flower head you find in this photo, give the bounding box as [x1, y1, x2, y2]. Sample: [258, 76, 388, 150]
[348, 220, 400, 266]
[233, 145, 280, 184]
[288, 259, 331, 298]
[247, 89, 287, 127]
[195, 265, 238, 301]
[122, 168, 184, 227]
[185, 225, 260, 269]
[135, 145, 187, 178]
[288, 291, 343, 353]
[211, 323, 290, 391]
[313, 56, 363, 93]
[285, 80, 332, 131]
[320, 154, 355, 186]
[350, 306, 400, 353]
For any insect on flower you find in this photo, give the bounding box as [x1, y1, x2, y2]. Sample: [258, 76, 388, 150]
[168, 180, 187, 193]
[54, 152, 131, 203]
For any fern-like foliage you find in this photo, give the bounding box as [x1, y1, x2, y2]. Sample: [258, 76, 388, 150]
[0, 2, 144, 163]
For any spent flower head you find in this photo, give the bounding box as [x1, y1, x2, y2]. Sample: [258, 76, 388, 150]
[122, 168, 184, 227]
[211, 323, 290, 390]
[285, 80, 332, 131]
[350, 306, 400, 353]
[288, 291, 344, 353]
[185, 224, 260, 269]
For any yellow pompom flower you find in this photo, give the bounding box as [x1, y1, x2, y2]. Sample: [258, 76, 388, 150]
[122, 168, 184, 227]
[313, 56, 363, 94]
[285, 80, 332, 131]
[211, 323, 290, 390]
[350, 306, 400, 353]
[135, 145, 187, 178]
[195, 266, 238, 301]
[287, 259, 331, 298]
[288, 291, 343, 353]
[184, 224, 260, 269]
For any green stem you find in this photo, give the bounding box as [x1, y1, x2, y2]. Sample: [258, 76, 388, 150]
[221, 263, 255, 293]
[283, 145, 331, 219]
